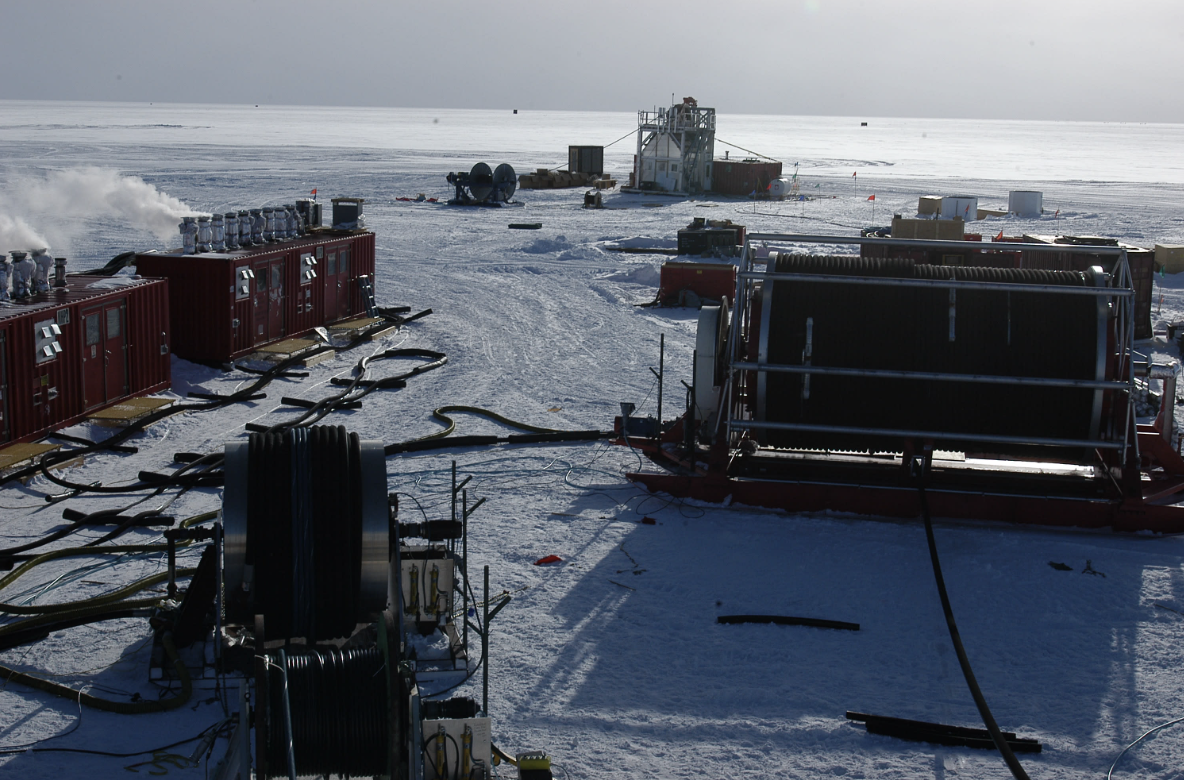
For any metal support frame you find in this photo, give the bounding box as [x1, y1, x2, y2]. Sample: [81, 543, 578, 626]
[718, 233, 1137, 455]
[633, 101, 716, 194]
[613, 232, 1184, 532]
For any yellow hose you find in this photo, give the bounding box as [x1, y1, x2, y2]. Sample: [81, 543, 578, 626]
[0, 630, 191, 713]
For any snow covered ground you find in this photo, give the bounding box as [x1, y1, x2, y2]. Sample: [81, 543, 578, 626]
[3, 102, 1184, 779]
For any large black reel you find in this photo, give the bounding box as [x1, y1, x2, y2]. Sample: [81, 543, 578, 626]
[223, 425, 389, 641]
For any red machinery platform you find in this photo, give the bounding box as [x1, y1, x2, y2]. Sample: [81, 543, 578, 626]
[615, 233, 1184, 533]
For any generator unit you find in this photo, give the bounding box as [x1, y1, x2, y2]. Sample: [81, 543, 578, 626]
[616, 233, 1184, 533]
[0, 267, 170, 446]
[134, 228, 376, 363]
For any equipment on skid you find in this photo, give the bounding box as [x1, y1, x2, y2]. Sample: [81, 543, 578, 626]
[216, 428, 515, 779]
[447, 162, 517, 205]
[614, 233, 1184, 533]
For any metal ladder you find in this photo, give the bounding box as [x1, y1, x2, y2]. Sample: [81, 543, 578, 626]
[358, 275, 378, 317]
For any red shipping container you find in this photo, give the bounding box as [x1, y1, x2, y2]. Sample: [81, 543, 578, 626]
[0, 275, 170, 445]
[659, 262, 737, 306]
[135, 231, 376, 363]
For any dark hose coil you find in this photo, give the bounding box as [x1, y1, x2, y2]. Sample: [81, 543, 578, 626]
[761, 255, 1103, 454]
[263, 646, 389, 778]
[245, 425, 365, 640]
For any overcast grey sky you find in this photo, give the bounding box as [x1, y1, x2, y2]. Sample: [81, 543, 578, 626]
[4, 0, 1183, 122]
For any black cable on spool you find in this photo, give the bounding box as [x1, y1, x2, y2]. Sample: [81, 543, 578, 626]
[348, 431, 364, 628]
[240, 425, 375, 642]
[263, 646, 388, 778]
[309, 425, 353, 639]
[290, 427, 314, 640]
[762, 255, 1101, 455]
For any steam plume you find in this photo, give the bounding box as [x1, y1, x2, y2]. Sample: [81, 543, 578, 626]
[0, 214, 49, 256]
[0, 167, 203, 256]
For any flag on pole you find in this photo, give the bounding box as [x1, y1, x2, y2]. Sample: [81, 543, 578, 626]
[995, 229, 1004, 240]
[964, 204, 970, 217]
[867, 194, 875, 201]
[310, 188, 317, 201]
[1054, 209, 1059, 218]
[852, 172, 857, 178]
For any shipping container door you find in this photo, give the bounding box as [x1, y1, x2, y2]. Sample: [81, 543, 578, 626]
[336, 247, 351, 320]
[81, 300, 128, 408]
[323, 250, 339, 322]
[268, 259, 285, 339]
[82, 307, 106, 409]
[104, 303, 128, 400]
[253, 260, 271, 345]
[0, 330, 8, 443]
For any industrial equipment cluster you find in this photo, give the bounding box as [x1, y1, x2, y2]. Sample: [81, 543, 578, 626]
[3, 95, 1184, 780]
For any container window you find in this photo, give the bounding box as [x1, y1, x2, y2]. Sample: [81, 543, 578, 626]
[271, 266, 282, 291]
[86, 313, 101, 346]
[327, 253, 337, 276]
[106, 308, 121, 339]
[257, 268, 268, 291]
[339, 249, 350, 277]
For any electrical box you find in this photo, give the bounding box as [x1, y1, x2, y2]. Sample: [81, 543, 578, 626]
[422, 717, 491, 780]
[401, 546, 454, 626]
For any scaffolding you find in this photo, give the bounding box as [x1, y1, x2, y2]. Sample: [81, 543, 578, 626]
[630, 97, 715, 195]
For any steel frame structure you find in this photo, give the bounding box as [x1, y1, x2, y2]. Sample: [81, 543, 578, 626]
[631, 99, 715, 195]
[617, 234, 1184, 532]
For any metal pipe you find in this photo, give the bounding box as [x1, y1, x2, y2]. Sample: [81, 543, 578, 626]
[276, 649, 297, 780]
[736, 270, 1131, 297]
[656, 334, 664, 439]
[462, 487, 468, 656]
[728, 419, 1124, 450]
[482, 565, 490, 716]
[731, 361, 1131, 390]
[744, 232, 1129, 256]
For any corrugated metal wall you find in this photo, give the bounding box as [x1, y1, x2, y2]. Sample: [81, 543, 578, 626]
[135, 231, 377, 364]
[0, 277, 171, 445]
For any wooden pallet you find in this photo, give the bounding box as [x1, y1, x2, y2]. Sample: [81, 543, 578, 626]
[328, 316, 382, 337]
[364, 323, 398, 341]
[254, 337, 319, 356]
[300, 350, 336, 368]
[0, 442, 61, 471]
[87, 396, 176, 427]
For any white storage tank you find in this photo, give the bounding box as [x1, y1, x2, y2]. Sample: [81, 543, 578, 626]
[1008, 190, 1043, 218]
[767, 178, 792, 199]
[940, 195, 978, 221]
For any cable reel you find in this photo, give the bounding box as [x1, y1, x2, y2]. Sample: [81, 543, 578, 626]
[694, 297, 730, 435]
[222, 425, 389, 641]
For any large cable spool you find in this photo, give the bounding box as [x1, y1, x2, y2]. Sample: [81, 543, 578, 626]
[467, 162, 494, 202]
[223, 425, 389, 640]
[492, 163, 517, 202]
[258, 645, 391, 778]
[695, 299, 730, 427]
[752, 255, 1110, 455]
